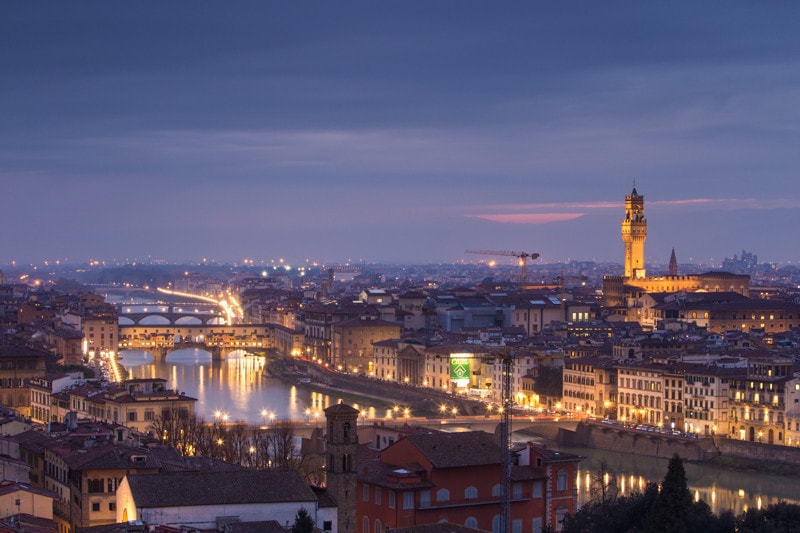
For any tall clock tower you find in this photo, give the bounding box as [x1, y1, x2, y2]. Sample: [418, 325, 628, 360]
[324, 402, 359, 532]
[621, 186, 647, 278]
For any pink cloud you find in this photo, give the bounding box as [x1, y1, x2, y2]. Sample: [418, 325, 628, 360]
[467, 213, 586, 224]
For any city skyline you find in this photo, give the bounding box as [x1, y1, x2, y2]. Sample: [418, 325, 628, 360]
[2, 3, 799, 266]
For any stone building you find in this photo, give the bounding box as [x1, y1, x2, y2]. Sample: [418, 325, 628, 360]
[603, 186, 749, 311]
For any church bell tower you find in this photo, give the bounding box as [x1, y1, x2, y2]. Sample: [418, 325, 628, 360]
[621, 186, 647, 278]
[324, 402, 359, 532]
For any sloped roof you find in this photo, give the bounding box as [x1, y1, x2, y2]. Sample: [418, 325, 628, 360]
[390, 523, 487, 533]
[403, 431, 502, 468]
[126, 469, 316, 508]
[324, 402, 359, 416]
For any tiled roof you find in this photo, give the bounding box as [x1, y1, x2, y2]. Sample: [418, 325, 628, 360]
[324, 403, 359, 416]
[226, 521, 287, 533]
[403, 431, 502, 468]
[390, 523, 487, 532]
[357, 445, 433, 490]
[333, 317, 401, 328]
[126, 469, 316, 508]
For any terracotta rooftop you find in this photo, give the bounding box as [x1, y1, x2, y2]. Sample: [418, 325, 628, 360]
[125, 469, 316, 508]
[403, 431, 502, 469]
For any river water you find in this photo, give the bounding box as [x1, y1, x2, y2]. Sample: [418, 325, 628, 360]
[119, 348, 391, 423]
[553, 441, 800, 516]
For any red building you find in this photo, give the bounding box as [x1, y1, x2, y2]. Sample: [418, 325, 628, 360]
[356, 430, 580, 532]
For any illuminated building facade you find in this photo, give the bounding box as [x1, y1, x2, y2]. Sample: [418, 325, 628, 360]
[604, 187, 750, 313]
[729, 357, 791, 444]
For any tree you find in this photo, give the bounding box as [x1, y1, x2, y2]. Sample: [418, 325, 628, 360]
[644, 454, 693, 533]
[589, 459, 618, 506]
[268, 419, 298, 469]
[737, 501, 800, 532]
[291, 507, 315, 533]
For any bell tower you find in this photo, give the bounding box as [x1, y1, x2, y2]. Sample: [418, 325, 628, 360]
[324, 402, 359, 532]
[621, 185, 647, 278]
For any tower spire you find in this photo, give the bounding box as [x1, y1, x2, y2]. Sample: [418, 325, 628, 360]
[669, 247, 678, 276]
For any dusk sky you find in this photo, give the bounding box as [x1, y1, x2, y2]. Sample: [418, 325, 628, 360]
[2, 3, 799, 267]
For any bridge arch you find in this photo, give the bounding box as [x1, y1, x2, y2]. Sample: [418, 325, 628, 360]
[175, 316, 203, 325]
[140, 315, 172, 325]
[118, 312, 225, 325]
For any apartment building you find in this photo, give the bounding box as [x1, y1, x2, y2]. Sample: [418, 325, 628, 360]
[616, 361, 665, 426]
[729, 357, 792, 444]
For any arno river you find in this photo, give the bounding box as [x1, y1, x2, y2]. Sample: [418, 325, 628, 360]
[119, 349, 393, 424]
[119, 348, 800, 516]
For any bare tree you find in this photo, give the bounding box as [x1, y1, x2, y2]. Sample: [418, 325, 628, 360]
[589, 459, 619, 505]
[267, 419, 297, 469]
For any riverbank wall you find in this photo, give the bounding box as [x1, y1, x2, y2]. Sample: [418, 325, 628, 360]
[714, 437, 800, 466]
[558, 421, 800, 466]
[272, 357, 487, 417]
[556, 421, 718, 461]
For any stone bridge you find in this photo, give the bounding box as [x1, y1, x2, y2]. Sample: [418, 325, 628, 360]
[119, 324, 273, 361]
[118, 310, 225, 325]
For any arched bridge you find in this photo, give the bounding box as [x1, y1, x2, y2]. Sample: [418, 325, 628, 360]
[119, 324, 273, 361]
[118, 311, 226, 326]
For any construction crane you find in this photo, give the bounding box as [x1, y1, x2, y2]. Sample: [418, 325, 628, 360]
[483, 348, 515, 532]
[465, 250, 540, 283]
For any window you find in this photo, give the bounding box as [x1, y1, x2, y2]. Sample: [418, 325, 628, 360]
[556, 506, 569, 531]
[436, 488, 450, 502]
[513, 482, 523, 499]
[557, 469, 568, 491]
[513, 519, 522, 533]
[144, 410, 154, 421]
[465, 486, 478, 499]
[533, 481, 543, 498]
[533, 517, 543, 533]
[363, 484, 369, 502]
[419, 490, 430, 507]
[374, 519, 382, 533]
[375, 487, 381, 505]
[389, 490, 396, 509]
[91, 502, 100, 512]
[492, 515, 502, 533]
[128, 411, 137, 422]
[322, 521, 332, 531]
[465, 517, 478, 528]
[109, 502, 116, 511]
[492, 484, 503, 497]
[403, 491, 414, 509]
[362, 516, 369, 533]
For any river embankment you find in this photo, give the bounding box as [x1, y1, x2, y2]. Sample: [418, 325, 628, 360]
[266, 356, 488, 418]
[553, 420, 800, 473]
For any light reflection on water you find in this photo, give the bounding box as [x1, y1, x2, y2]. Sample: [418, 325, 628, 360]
[119, 349, 386, 423]
[549, 441, 800, 516]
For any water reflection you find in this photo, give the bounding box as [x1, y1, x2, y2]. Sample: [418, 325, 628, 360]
[555, 442, 800, 516]
[120, 349, 387, 424]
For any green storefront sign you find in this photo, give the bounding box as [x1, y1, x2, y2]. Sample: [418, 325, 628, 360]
[450, 358, 470, 381]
